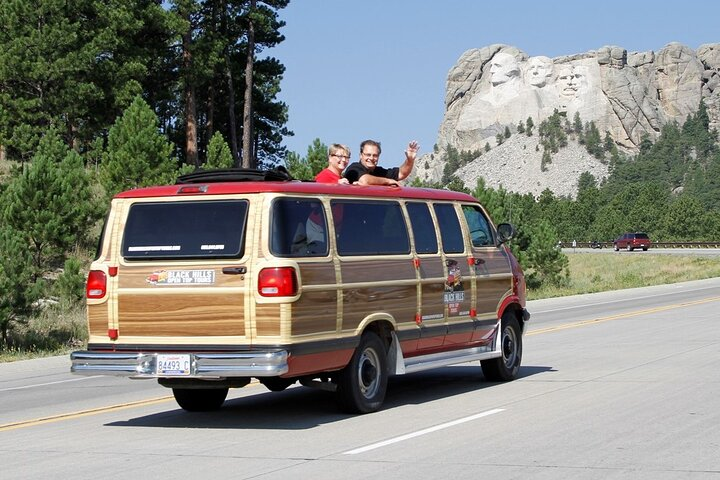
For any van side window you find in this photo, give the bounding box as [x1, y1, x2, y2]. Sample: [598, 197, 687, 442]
[332, 200, 410, 256]
[433, 203, 464, 253]
[270, 198, 328, 257]
[462, 205, 494, 247]
[406, 202, 438, 254]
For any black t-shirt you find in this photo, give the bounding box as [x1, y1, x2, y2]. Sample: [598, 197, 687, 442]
[344, 162, 400, 183]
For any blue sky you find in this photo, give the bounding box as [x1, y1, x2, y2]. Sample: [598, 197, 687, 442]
[270, 0, 720, 167]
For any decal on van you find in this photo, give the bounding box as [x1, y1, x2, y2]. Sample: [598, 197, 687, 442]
[444, 260, 465, 314]
[146, 269, 216, 286]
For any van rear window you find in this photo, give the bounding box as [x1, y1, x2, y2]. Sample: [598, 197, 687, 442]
[122, 200, 248, 260]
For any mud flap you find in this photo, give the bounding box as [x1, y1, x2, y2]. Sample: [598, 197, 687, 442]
[388, 331, 406, 375]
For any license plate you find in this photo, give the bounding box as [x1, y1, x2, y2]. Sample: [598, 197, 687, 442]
[156, 354, 191, 376]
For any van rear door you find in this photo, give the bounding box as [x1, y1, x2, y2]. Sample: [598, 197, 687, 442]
[114, 198, 250, 342]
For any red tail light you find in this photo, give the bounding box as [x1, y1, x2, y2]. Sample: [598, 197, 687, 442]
[258, 267, 298, 297]
[86, 270, 107, 299]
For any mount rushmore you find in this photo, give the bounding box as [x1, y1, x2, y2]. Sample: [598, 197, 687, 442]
[416, 42, 720, 197]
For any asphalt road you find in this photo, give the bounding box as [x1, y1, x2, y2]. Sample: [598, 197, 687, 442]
[2, 277, 720, 479]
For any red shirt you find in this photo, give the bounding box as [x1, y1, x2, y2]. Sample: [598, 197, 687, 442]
[314, 168, 342, 183]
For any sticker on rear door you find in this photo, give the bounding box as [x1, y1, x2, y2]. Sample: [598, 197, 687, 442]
[146, 269, 216, 285]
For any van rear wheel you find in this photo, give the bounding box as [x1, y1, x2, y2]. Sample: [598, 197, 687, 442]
[336, 332, 388, 414]
[481, 314, 522, 381]
[173, 387, 228, 411]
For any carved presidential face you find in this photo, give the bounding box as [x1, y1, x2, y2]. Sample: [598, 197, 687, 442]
[557, 65, 583, 98]
[489, 52, 521, 87]
[526, 56, 553, 88]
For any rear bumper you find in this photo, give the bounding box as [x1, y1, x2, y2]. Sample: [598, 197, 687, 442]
[70, 350, 289, 378]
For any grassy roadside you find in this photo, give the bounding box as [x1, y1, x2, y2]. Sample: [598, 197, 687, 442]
[528, 252, 720, 300]
[2, 252, 720, 362]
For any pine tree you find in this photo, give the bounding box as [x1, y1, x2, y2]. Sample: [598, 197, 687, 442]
[205, 131, 234, 168]
[584, 121, 603, 158]
[603, 131, 616, 156]
[284, 138, 327, 180]
[521, 220, 569, 288]
[0, 224, 38, 348]
[525, 117, 534, 136]
[53, 257, 86, 308]
[441, 146, 461, 184]
[541, 150, 552, 172]
[573, 112, 583, 135]
[3, 129, 97, 273]
[100, 96, 177, 197]
[284, 151, 309, 180]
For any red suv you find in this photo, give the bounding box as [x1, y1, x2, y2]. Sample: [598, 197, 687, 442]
[613, 232, 651, 251]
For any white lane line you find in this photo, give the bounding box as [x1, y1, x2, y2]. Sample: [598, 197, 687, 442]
[342, 408, 505, 455]
[0, 376, 103, 392]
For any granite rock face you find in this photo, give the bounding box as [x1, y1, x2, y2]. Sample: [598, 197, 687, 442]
[419, 42, 720, 196]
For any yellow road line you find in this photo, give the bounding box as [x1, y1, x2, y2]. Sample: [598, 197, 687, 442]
[0, 396, 173, 432]
[527, 295, 720, 335]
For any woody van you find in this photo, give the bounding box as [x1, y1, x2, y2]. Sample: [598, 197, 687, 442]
[71, 169, 530, 413]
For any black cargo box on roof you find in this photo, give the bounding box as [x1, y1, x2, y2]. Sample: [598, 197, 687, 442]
[176, 167, 293, 184]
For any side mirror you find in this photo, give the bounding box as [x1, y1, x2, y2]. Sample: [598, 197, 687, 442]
[496, 223, 515, 244]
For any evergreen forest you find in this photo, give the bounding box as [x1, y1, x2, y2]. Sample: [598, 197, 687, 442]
[0, 0, 290, 350]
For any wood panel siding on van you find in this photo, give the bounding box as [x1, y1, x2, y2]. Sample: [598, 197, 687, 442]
[472, 250, 513, 317]
[340, 258, 417, 333]
[254, 303, 282, 337]
[87, 304, 109, 337]
[118, 291, 245, 337]
[289, 290, 338, 336]
[114, 265, 246, 338]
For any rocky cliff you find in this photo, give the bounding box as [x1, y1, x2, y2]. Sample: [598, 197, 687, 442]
[416, 42, 720, 197]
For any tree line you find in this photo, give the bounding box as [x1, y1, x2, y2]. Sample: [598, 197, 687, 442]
[0, 0, 290, 168]
[0, 0, 290, 350]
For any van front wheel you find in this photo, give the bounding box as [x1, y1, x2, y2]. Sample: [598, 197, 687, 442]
[173, 387, 228, 411]
[336, 332, 388, 414]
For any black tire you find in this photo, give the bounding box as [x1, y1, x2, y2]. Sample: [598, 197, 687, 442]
[260, 377, 296, 392]
[336, 332, 388, 414]
[481, 314, 523, 381]
[642, 247, 648, 251]
[173, 387, 228, 411]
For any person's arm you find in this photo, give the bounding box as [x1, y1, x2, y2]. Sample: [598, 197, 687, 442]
[357, 174, 400, 186]
[397, 141, 419, 180]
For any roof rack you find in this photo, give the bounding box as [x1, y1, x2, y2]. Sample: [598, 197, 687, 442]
[176, 167, 294, 184]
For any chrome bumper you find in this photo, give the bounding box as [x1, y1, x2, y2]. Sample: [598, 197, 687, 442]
[70, 350, 289, 378]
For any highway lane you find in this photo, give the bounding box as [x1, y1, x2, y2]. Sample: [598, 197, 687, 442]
[2, 277, 720, 479]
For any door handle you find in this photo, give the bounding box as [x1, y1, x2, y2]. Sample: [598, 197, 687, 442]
[222, 266, 247, 275]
